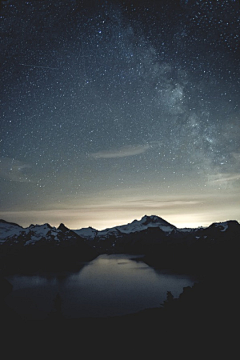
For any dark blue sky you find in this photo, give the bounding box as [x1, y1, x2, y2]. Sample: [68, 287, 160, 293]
[0, 0, 239, 229]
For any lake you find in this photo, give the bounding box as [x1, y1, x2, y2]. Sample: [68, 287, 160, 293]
[5, 254, 197, 320]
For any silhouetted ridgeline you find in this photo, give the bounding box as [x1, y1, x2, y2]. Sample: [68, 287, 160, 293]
[143, 220, 240, 276]
[0, 220, 98, 273]
[0, 216, 239, 274]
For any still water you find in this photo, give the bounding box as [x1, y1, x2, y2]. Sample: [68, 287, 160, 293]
[5, 254, 196, 319]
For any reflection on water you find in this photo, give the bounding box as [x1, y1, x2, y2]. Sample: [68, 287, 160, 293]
[5, 254, 196, 319]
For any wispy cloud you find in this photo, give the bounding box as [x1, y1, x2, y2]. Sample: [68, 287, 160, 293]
[90, 144, 152, 159]
[231, 152, 240, 162]
[0, 157, 32, 182]
[208, 172, 240, 185]
[0, 198, 202, 229]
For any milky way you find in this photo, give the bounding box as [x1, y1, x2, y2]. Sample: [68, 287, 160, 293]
[0, 0, 240, 229]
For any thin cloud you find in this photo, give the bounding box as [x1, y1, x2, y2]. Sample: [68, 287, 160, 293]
[0, 157, 32, 182]
[90, 144, 151, 159]
[208, 172, 240, 184]
[231, 152, 240, 162]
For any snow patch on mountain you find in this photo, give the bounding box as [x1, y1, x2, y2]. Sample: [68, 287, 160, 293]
[0, 219, 24, 241]
[213, 221, 229, 232]
[178, 226, 205, 233]
[28, 223, 54, 236]
[209, 220, 235, 232]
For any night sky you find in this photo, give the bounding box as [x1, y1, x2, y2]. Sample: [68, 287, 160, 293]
[1, 0, 240, 230]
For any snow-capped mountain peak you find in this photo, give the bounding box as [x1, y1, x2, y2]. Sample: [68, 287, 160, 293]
[139, 215, 176, 228]
[121, 215, 176, 233]
[91, 215, 176, 240]
[74, 226, 98, 240]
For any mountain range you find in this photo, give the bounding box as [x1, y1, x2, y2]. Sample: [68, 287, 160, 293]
[0, 215, 239, 273]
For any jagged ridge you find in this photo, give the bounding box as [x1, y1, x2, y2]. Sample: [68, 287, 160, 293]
[0, 216, 239, 272]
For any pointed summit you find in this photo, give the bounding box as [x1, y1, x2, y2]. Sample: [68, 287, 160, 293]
[57, 223, 69, 232]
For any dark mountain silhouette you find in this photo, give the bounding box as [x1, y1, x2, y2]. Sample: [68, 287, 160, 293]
[73, 216, 240, 276]
[1, 215, 239, 275]
[0, 220, 98, 273]
[142, 219, 240, 275]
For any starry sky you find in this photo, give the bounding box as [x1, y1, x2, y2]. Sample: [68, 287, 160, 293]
[0, 0, 240, 230]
